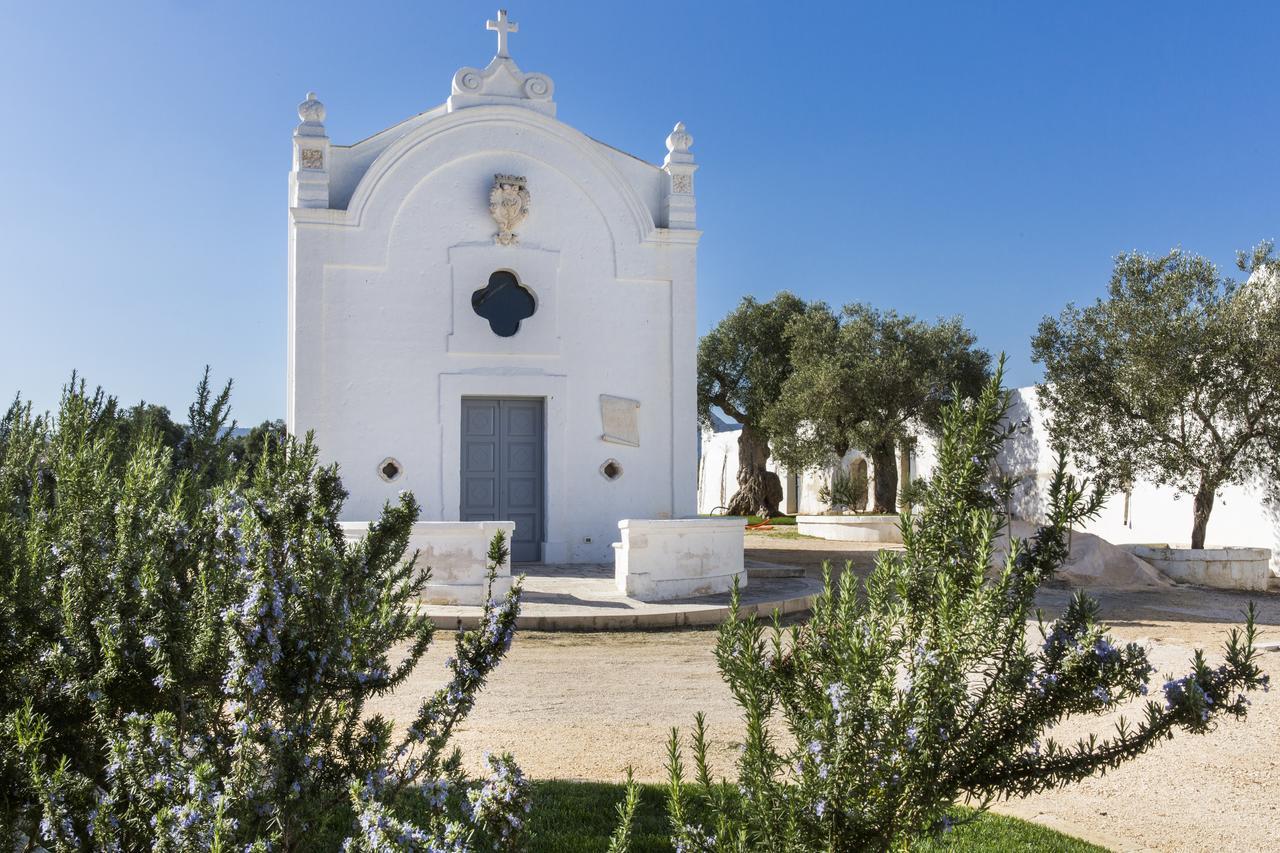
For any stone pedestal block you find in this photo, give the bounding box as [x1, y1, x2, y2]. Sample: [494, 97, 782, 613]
[613, 517, 747, 602]
[341, 520, 515, 605]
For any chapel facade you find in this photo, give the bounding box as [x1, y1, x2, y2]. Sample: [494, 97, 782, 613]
[287, 11, 700, 563]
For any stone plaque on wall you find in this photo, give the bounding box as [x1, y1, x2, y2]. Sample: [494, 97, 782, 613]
[300, 148, 324, 170]
[600, 395, 640, 447]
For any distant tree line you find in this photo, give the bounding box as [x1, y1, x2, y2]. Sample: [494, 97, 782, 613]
[91, 368, 288, 484]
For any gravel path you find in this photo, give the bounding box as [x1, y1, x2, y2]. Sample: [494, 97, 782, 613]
[368, 535, 1280, 852]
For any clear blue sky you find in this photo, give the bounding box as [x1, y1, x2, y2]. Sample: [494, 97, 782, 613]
[1, 1, 1275, 424]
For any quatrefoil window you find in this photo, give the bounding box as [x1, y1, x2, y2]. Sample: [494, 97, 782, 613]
[471, 270, 535, 337]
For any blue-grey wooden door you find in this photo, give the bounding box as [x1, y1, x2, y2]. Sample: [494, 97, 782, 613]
[460, 397, 544, 563]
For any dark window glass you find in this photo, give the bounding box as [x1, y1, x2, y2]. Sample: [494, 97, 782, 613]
[472, 271, 535, 337]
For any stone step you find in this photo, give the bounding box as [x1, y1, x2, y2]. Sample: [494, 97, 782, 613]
[1268, 575, 1280, 593]
[419, 566, 822, 631]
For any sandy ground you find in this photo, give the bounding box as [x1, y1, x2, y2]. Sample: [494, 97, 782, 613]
[368, 533, 1280, 852]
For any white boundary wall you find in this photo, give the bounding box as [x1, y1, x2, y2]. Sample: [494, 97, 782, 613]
[700, 386, 1280, 576]
[613, 517, 747, 601]
[340, 520, 514, 605]
[915, 388, 1280, 576]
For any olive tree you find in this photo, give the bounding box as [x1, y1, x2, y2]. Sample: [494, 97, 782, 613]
[1032, 243, 1280, 549]
[767, 303, 989, 513]
[698, 292, 815, 517]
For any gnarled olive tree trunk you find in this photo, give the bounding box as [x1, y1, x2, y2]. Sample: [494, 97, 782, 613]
[726, 423, 783, 518]
[870, 440, 898, 514]
[1191, 477, 1217, 550]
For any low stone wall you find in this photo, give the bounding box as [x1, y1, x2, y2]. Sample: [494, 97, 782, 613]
[340, 520, 515, 605]
[795, 514, 903, 544]
[613, 517, 747, 602]
[1122, 545, 1272, 592]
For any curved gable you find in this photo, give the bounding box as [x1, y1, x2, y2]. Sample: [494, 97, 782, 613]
[343, 107, 660, 248]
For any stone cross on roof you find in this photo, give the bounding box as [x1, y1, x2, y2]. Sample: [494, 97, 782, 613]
[448, 9, 554, 116]
[487, 9, 518, 58]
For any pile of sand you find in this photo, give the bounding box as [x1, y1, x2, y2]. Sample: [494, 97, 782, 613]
[995, 519, 1172, 589]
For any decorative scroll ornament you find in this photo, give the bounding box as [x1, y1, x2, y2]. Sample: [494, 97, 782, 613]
[489, 174, 530, 246]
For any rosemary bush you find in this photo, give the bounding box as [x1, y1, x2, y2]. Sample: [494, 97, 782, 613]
[0, 378, 526, 850]
[615, 363, 1267, 852]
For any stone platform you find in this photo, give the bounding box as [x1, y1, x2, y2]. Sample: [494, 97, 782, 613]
[418, 561, 821, 631]
[1122, 544, 1273, 592]
[795, 514, 904, 544]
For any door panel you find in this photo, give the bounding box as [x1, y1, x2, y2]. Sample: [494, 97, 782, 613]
[460, 398, 544, 562]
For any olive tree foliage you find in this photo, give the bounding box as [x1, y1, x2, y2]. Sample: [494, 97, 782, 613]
[613, 362, 1266, 852]
[114, 402, 186, 459]
[82, 367, 286, 486]
[1032, 243, 1280, 549]
[766, 303, 989, 513]
[697, 292, 816, 517]
[228, 418, 290, 477]
[0, 376, 528, 851]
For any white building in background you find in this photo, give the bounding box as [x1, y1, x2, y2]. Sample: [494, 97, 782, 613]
[699, 386, 1280, 573]
[697, 413, 882, 517]
[945, 387, 1280, 574]
[287, 11, 700, 564]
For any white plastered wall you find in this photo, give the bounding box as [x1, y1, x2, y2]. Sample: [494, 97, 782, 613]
[290, 106, 699, 563]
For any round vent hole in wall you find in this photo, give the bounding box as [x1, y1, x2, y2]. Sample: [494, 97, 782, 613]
[378, 458, 403, 482]
[600, 459, 623, 481]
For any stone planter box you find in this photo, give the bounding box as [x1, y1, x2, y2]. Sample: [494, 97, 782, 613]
[613, 517, 747, 602]
[1122, 545, 1272, 592]
[795, 514, 903, 544]
[340, 520, 515, 605]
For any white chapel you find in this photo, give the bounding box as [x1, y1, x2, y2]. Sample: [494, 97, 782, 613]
[287, 11, 704, 569]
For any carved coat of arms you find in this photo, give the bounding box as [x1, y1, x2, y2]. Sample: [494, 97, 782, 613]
[489, 174, 530, 246]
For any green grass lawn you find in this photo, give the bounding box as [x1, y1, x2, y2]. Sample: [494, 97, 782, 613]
[526, 779, 1108, 852]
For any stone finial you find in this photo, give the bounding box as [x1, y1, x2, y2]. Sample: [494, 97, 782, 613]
[299, 92, 325, 122]
[663, 121, 695, 170]
[292, 91, 330, 208]
[296, 92, 327, 138]
[662, 121, 697, 228]
[665, 121, 693, 156]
